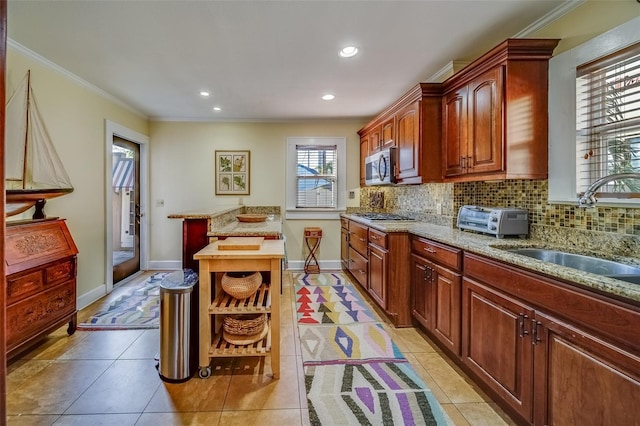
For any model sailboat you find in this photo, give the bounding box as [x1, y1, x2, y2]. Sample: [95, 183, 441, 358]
[5, 70, 73, 218]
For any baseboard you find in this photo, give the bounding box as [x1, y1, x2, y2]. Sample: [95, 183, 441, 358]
[285, 259, 342, 271]
[77, 283, 106, 310]
[148, 260, 182, 270]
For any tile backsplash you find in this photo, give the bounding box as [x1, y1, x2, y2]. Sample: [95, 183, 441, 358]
[358, 179, 640, 255]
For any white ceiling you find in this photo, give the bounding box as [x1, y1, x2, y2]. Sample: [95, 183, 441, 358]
[7, 0, 577, 122]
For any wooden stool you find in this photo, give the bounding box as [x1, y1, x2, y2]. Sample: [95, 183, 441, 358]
[304, 227, 322, 274]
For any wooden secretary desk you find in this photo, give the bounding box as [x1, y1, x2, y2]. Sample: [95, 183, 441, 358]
[4, 218, 78, 359]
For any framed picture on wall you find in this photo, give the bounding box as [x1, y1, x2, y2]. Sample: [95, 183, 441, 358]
[215, 150, 250, 195]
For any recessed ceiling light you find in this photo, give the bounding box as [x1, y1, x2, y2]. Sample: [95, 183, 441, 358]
[213, 106, 222, 111]
[339, 46, 358, 58]
[322, 94, 335, 101]
[200, 91, 210, 97]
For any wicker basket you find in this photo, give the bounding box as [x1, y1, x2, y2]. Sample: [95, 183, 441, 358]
[222, 314, 268, 345]
[221, 271, 262, 299]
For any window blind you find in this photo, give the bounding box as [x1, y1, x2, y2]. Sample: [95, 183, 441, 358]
[295, 144, 337, 208]
[576, 42, 640, 197]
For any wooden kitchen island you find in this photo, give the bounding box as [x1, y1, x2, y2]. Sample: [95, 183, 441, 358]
[194, 238, 285, 379]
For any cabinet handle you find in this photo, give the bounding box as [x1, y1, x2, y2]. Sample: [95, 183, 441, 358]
[359, 237, 366, 242]
[423, 246, 436, 253]
[518, 313, 529, 337]
[371, 235, 378, 240]
[531, 319, 542, 345]
[467, 155, 472, 172]
[358, 269, 366, 275]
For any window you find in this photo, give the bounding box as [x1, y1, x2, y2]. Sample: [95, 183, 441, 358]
[576, 43, 640, 197]
[548, 15, 640, 205]
[296, 145, 337, 208]
[286, 137, 346, 219]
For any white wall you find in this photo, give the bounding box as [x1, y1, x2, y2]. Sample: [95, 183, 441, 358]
[6, 48, 149, 304]
[149, 120, 366, 269]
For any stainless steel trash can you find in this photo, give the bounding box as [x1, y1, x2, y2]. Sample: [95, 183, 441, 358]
[158, 269, 198, 382]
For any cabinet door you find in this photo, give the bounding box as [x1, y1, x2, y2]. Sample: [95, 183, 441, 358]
[462, 277, 534, 422]
[368, 243, 387, 309]
[395, 101, 420, 181]
[368, 126, 381, 153]
[410, 253, 433, 330]
[533, 311, 640, 426]
[432, 262, 461, 356]
[468, 66, 504, 174]
[348, 247, 368, 289]
[340, 225, 349, 270]
[443, 88, 467, 177]
[381, 116, 395, 150]
[360, 135, 368, 186]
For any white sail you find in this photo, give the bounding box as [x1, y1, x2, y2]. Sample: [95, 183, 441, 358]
[5, 72, 73, 191]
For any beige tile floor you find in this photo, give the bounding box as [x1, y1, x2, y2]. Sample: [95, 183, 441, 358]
[6, 271, 517, 425]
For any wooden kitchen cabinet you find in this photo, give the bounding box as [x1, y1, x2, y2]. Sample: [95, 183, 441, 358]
[442, 39, 558, 181]
[410, 236, 462, 356]
[340, 218, 349, 270]
[462, 277, 534, 422]
[347, 220, 368, 289]
[342, 217, 412, 327]
[368, 228, 388, 309]
[533, 311, 640, 426]
[5, 219, 78, 359]
[443, 67, 503, 177]
[462, 252, 640, 425]
[358, 83, 443, 186]
[359, 135, 368, 186]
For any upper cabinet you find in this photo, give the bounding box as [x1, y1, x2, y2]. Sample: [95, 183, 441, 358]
[442, 39, 559, 181]
[359, 38, 558, 186]
[358, 83, 443, 186]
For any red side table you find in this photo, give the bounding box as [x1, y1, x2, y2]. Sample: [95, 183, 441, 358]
[304, 227, 322, 274]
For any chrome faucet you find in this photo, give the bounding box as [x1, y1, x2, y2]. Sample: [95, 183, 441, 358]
[578, 172, 640, 207]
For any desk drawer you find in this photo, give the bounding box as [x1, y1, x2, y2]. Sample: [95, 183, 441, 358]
[7, 271, 44, 305]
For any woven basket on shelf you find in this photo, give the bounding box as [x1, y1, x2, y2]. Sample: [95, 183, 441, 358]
[221, 271, 262, 299]
[222, 314, 268, 345]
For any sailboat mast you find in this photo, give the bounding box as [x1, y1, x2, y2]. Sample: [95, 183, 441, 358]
[21, 70, 31, 190]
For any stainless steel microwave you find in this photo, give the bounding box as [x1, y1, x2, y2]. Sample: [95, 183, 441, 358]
[365, 147, 396, 186]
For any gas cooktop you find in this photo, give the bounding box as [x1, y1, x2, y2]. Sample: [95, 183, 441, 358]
[353, 212, 415, 221]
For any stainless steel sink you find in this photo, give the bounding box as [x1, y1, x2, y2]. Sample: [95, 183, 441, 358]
[506, 248, 640, 281]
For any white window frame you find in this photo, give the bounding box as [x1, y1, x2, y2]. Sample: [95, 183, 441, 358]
[548, 15, 640, 206]
[285, 136, 346, 219]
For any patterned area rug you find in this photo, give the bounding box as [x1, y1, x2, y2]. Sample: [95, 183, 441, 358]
[295, 284, 378, 324]
[294, 272, 451, 426]
[78, 272, 168, 330]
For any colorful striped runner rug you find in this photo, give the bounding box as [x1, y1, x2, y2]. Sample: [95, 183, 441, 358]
[293, 272, 451, 425]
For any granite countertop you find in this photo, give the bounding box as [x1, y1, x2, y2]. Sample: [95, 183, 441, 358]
[208, 214, 282, 237]
[342, 214, 640, 305]
[167, 206, 242, 219]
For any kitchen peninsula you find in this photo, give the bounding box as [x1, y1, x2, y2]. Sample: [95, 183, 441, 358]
[168, 206, 282, 272]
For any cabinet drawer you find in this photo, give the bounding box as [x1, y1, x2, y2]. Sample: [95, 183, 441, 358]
[46, 259, 75, 285]
[6, 280, 76, 351]
[348, 247, 368, 288]
[7, 271, 45, 305]
[349, 221, 368, 256]
[340, 217, 349, 230]
[368, 228, 387, 249]
[411, 237, 462, 271]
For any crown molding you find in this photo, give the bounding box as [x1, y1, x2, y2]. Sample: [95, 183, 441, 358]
[8, 38, 148, 120]
[513, 0, 586, 38]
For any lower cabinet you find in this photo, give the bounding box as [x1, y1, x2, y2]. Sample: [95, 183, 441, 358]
[533, 311, 640, 426]
[368, 228, 388, 309]
[410, 236, 462, 355]
[341, 217, 412, 327]
[463, 252, 640, 425]
[462, 277, 534, 421]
